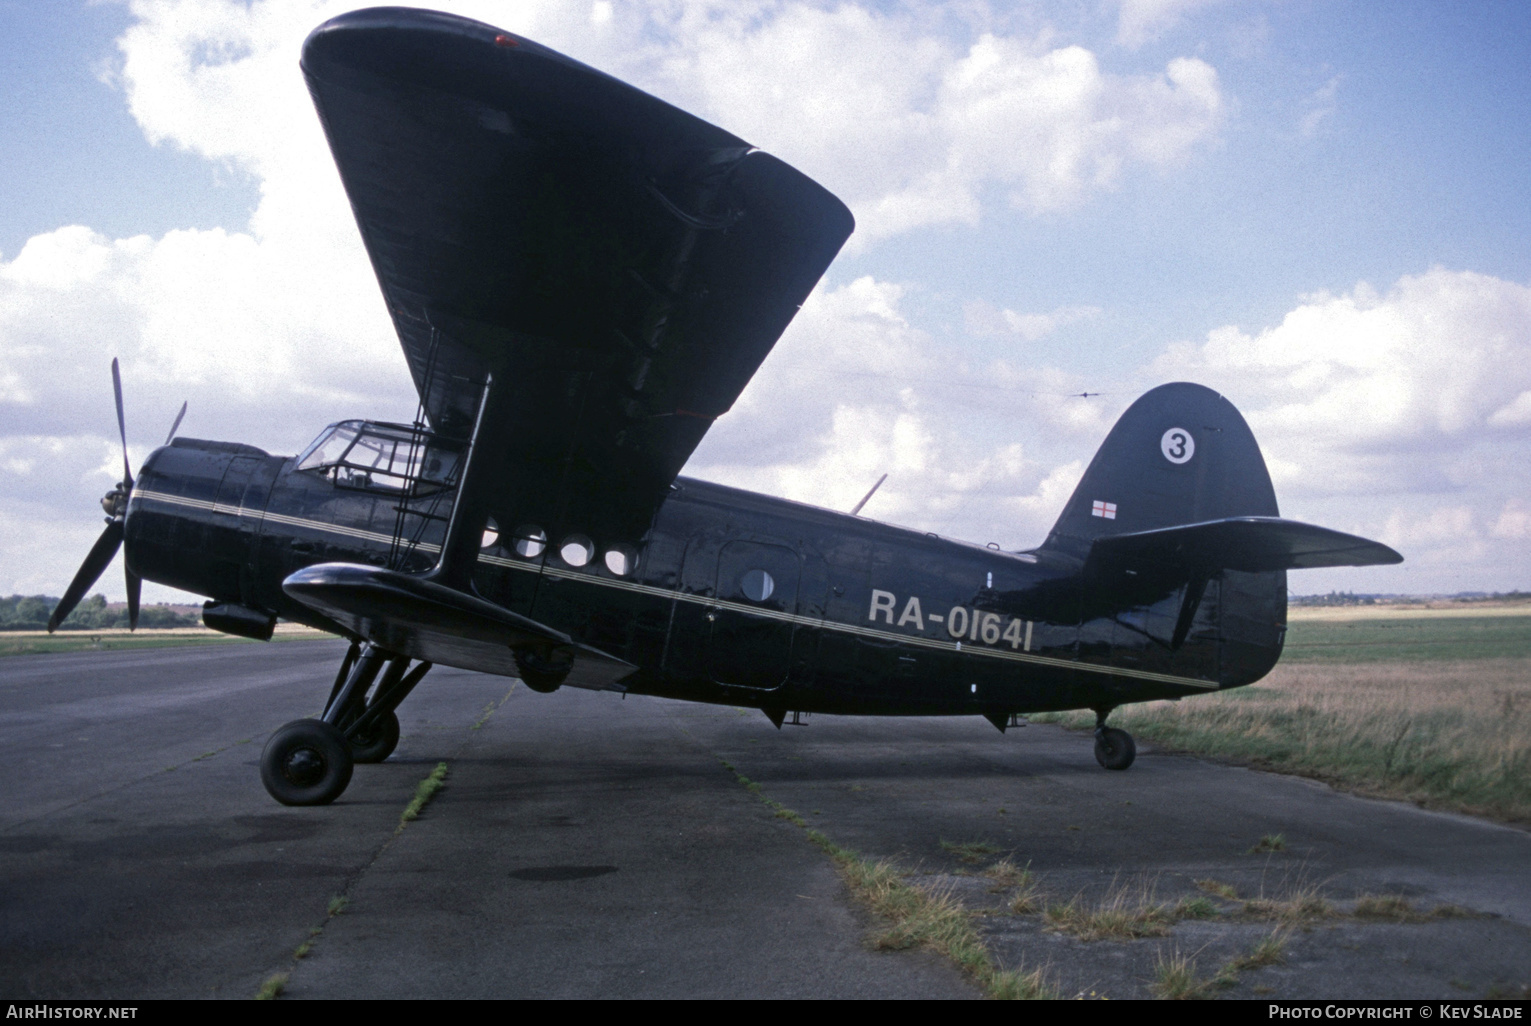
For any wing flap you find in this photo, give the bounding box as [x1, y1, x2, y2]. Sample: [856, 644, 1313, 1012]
[283, 563, 635, 691]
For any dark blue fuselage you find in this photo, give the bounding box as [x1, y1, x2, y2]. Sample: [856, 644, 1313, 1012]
[126, 436, 1285, 720]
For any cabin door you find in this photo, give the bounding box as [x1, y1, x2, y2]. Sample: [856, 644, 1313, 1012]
[710, 540, 802, 690]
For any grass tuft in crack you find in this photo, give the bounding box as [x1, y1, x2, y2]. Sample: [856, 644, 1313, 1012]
[1195, 878, 1239, 900]
[1151, 949, 1231, 1000]
[1227, 929, 1288, 971]
[1044, 878, 1178, 941]
[1248, 833, 1287, 854]
[1241, 883, 1331, 924]
[254, 973, 288, 1001]
[726, 761, 1055, 999]
[982, 857, 1033, 891]
[1174, 895, 1221, 920]
[398, 761, 449, 830]
[940, 839, 1002, 864]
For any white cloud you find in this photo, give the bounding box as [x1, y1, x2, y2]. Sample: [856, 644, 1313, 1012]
[1381, 505, 1477, 548]
[966, 301, 1102, 341]
[1137, 267, 1531, 592]
[691, 276, 1117, 547]
[558, 3, 1227, 241]
[1299, 74, 1341, 138]
[1115, 0, 1222, 49]
[1150, 267, 1531, 496]
[1491, 501, 1531, 540]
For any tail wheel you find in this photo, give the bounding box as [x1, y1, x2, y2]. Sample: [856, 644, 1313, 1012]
[261, 719, 354, 805]
[1094, 727, 1136, 771]
[348, 710, 401, 763]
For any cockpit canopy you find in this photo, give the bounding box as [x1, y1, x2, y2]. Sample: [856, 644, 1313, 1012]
[295, 421, 460, 495]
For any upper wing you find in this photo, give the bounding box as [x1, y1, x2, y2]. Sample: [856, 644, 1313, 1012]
[302, 9, 854, 546]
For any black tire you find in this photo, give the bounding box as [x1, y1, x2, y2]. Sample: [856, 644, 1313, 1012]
[514, 648, 570, 694]
[261, 719, 354, 806]
[1094, 727, 1136, 771]
[347, 710, 400, 763]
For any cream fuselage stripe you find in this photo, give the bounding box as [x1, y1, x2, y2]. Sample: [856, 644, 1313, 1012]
[131, 488, 1218, 691]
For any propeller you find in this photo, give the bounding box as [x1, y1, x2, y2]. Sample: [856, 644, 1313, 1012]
[47, 360, 185, 633]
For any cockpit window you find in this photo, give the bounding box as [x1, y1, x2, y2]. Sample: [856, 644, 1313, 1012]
[296, 421, 460, 495]
[296, 425, 358, 472]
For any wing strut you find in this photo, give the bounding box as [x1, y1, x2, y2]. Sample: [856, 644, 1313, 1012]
[427, 374, 506, 592]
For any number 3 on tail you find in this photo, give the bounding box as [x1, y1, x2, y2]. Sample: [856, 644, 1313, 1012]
[1160, 428, 1194, 464]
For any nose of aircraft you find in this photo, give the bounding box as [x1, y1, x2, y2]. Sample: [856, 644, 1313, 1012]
[126, 438, 280, 608]
[48, 361, 186, 632]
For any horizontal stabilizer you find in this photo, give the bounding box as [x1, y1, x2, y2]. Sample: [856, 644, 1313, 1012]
[283, 563, 635, 691]
[1088, 517, 1403, 574]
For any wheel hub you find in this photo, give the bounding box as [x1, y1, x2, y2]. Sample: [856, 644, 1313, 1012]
[283, 747, 326, 787]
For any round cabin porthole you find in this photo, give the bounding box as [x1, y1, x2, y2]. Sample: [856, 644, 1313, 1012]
[512, 525, 546, 559]
[559, 534, 595, 567]
[740, 568, 775, 603]
[604, 546, 638, 576]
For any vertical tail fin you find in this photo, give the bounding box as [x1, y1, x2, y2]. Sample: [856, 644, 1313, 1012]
[1043, 382, 1278, 559]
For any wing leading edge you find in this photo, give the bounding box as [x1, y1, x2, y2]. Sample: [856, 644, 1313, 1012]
[302, 8, 854, 546]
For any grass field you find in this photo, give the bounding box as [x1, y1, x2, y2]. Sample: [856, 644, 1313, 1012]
[0, 623, 332, 658]
[1038, 607, 1531, 824]
[1280, 611, 1531, 663]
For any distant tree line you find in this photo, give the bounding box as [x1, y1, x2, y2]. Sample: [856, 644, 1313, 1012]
[1291, 590, 1530, 607]
[0, 594, 201, 631]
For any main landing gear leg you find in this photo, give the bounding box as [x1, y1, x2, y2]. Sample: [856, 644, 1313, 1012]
[1092, 707, 1136, 771]
[340, 656, 432, 763]
[259, 643, 432, 806]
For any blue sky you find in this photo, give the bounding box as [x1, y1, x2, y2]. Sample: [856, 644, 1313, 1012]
[2, 0, 1530, 602]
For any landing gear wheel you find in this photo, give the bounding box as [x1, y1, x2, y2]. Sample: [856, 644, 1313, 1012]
[1094, 727, 1136, 771]
[261, 718, 354, 806]
[514, 648, 570, 694]
[347, 710, 400, 764]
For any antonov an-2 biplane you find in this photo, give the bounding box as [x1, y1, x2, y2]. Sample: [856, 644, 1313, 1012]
[50, 7, 1401, 806]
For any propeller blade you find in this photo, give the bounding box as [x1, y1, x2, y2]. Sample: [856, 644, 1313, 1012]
[126, 566, 142, 632]
[111, 358, 132, 487]
[164, 401, 187, 445]
[48, 519, 124, 632]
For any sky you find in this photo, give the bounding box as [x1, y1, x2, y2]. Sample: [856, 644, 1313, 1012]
[2, 0, 1530, 605]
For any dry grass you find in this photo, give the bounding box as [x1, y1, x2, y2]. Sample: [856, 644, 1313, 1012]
[1041, 878, 1241, 941]
[1009, 879, 1045, 915]
[1174, 895, 1220, 920]
[940, 839, 1002, 864]
[1151, 949, 1230, 999]
[1038, 657, 1531, 823]
[1240, 882, 1333, 924]
[1044, 879, 1177, 941]
[1350, 894, 1478, 922]
[1248, 833, 1286, 854]
[1353, 894, 1420, 921]
[982, 858, 1033, 890]
[719, 759, 1057, 999]
[1226, 930, 1288, 970]
[987, 964, 1060, 1000]
[1196, 878, 1239, 900]
[820, 842, 1058, 999]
